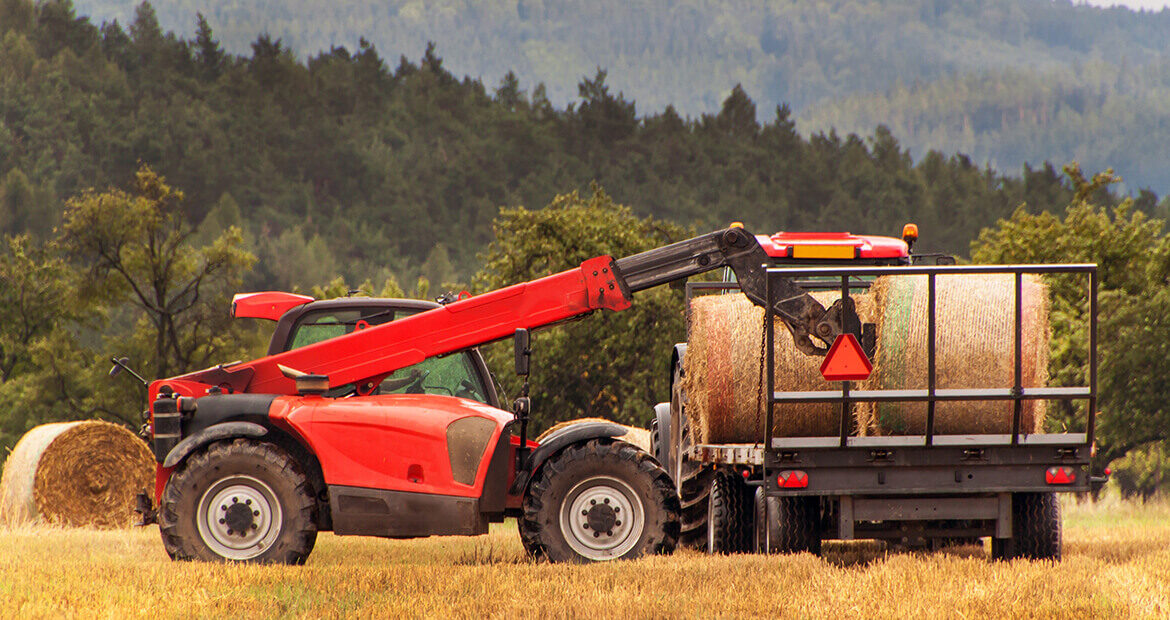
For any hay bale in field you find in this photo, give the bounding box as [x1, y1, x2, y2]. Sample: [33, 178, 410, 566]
[537, 418, 652, 454]
[0, 421, 154, 528]
[682, 291, 874, 444]
[862, 274, 1050, 435]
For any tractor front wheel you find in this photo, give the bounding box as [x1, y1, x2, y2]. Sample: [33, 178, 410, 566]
[519, 439, 680, 563]
[159, 438, 317, 564]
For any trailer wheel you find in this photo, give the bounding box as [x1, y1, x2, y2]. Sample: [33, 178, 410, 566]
[991, 492, 1061, 561]
[707, 470, 753, 554]
[159, 438, 318, 564]
[519, 439, 680, 563]
[753, 488, 821, 555]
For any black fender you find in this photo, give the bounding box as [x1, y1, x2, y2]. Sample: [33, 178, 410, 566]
[653, 402, 672, 470]
[162, 421, 268, 469]
[511, 421, 632, 495]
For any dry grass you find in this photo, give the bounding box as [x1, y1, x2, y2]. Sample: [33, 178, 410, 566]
[2, 497, 1169, 618]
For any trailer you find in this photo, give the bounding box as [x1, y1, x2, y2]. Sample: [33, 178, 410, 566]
[656, 261, 1102, 560]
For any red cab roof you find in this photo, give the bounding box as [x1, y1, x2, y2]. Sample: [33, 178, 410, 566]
[232, 292, 315, 321]
[758, 231, 908, 261]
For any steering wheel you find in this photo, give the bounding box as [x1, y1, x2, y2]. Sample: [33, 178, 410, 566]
[455, 379, 480, 400]
[405, 370, 430, 394]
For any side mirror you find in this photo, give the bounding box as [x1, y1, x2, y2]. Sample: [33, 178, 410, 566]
[109, 357, 131, 378]
[514, 328, 530, 376]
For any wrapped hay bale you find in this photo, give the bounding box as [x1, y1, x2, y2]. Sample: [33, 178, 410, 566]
[537, 418, 652, 454]
[683, 292, 874, 443]
[0, 421, 154, 528]
[863, 274, 1050, 435]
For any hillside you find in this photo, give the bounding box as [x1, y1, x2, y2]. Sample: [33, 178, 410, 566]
[801, 60, 1170, 195]
[68, 0, 1170, 115]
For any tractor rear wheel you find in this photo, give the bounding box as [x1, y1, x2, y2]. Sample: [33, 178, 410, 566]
[519, 439, 679, 563]
[707, 470, 753, 554]
[670, 363, 714, 549]
[159, 438, 317, 564]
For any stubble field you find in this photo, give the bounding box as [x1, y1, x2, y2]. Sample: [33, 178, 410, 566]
[1, 497, 1168, 618]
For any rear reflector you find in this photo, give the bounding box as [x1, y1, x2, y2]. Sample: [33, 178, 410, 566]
[777, 470, 809, 488]
[1045, 466, 1076, 484]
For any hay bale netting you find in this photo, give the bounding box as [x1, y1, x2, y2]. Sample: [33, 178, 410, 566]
[0, 421, 154, 528]
[682, 292, 875, 444]
[863, 274, 1050, 435]
[537, 418, 652, 454]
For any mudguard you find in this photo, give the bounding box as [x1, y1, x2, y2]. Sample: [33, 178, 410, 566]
[511, 420, 631, 495]
[670, 343, 687, 389]
[162, 421, 268, 469]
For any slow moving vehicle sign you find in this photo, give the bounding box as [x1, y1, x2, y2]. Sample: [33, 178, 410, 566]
[819, 333, 872, 381]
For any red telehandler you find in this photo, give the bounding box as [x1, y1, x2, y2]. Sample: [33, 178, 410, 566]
[130, 226, 854, 564]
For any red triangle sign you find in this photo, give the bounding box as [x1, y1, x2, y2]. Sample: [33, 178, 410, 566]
[820, 333, 873, 381]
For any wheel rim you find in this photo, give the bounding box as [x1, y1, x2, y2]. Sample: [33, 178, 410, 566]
[196, 475, 282, 560]
[560, 475, 645, 561]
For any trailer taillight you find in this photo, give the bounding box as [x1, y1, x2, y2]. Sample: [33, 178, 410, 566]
[777, 470, 808, 488]
[1045, 467, 1076, 484]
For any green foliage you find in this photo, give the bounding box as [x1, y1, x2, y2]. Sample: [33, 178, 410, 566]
[1110, 442, 1170, 500]
[475, 187, 689, 431]
[58, 164, 257, 379]
[0, 235, 77, 383]
[971, 163, 1170, 466]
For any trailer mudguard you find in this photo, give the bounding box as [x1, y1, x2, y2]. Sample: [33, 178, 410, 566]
[511, 421, 630, 494]
[162, 421, 268, 468]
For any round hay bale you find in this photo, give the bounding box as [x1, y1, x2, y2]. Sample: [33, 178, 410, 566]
[537, 418, 652, 454]
[0, 421, 154, 528]
[862, 274, 1050, 435]
[682, 291, 874, 443]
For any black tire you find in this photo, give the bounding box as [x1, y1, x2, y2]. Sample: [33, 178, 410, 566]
[991, 492, 1061, 561]
[159, 438, 318, 564]
[752, 488, 821, 555]
[518, 439, 680, 563]
[707, 470, 753, 554]
[679, 466, 714, 549]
